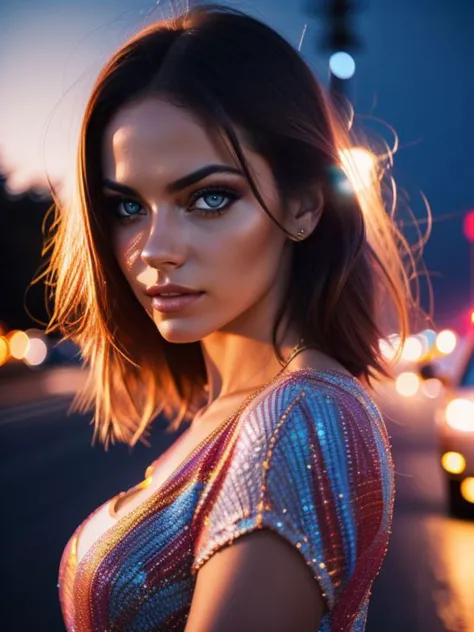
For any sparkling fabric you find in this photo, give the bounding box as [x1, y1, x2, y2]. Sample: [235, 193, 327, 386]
[58, 368, 394, 631]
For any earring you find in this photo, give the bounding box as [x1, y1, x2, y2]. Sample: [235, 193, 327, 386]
[297, 228, 305, 238]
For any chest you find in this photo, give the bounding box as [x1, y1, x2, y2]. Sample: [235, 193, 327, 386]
[75, 410, 235, 564]
[60, 412, 242, 631]
[67, 481, 203, 632]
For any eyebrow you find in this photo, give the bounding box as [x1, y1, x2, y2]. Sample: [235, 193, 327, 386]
[102, 164, 244, 197]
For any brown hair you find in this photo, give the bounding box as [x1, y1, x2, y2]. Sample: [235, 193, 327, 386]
[43, 4, 427, 447]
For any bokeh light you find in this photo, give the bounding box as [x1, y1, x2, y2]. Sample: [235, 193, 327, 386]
[460, 478, 474, 504]
[445, 398, 474, 432]
[463, 210, 474, 243]
[379, 334, 401, 363]
[395, 371, 420, 397]
[329, 51, 356, 79]
[421, 378, 443, 399]
[8, 330, 30, 360]
[401, 336, 424, 362]
[0, 336, 10, 366]
[24, 337, 48, 366]
[417, 329, 437, 357]
[441, 451, 466, 475]
[436, 329, 457, 355]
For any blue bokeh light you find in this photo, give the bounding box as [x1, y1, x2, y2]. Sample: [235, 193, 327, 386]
[329, 52, 356, 80]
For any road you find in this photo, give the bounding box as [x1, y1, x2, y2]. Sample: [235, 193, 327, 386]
[1, 369, 473, 631]
[368, 382, 474, 632]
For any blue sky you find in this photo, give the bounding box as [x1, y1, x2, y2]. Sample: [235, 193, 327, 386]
[0, 0, 472, 328]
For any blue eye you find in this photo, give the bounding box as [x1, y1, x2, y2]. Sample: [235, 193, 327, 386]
[197, 193, 226, 208]
[188, 187, 241, 217]
[117, 199, 143, 217]
[108, 186, 241, 224]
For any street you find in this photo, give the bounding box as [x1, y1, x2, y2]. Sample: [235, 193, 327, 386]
[1, 370, 473, 631]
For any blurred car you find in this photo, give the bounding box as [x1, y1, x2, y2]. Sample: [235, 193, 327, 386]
[419, 334, 474, 517]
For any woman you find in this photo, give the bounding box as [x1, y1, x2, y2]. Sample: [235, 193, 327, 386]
[46, 4, 419, 631]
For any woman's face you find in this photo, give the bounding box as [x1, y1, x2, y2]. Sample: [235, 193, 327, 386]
[102, 97, 294, 344]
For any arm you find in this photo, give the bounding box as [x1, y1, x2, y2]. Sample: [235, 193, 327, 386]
[185, 528, 324, 632]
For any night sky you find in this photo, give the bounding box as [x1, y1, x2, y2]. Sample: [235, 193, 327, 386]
[0, 0, 472, 330]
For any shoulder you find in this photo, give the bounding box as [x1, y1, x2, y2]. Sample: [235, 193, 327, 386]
[245, 367, 381, 421]
[236, 368, 387, 456]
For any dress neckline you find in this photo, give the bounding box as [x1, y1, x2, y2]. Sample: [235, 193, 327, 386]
[134, 367, 359, 496]
[72, 367, 361, 577]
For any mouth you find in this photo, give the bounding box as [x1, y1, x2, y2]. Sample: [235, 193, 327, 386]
[151, 292, 205, 314]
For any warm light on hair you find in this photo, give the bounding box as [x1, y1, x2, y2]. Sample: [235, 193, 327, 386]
[40, 4, 427, 446]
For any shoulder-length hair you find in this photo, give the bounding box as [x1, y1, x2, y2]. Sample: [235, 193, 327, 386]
[43, 4, 425, 447]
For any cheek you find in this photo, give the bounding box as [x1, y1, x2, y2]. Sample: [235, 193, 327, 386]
[211, 213, 285, 292]
[113, 230, 143, 273]
[113, 229, 146, 291]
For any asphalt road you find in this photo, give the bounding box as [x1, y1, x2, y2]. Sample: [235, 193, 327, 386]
[1, 371, 473, 631]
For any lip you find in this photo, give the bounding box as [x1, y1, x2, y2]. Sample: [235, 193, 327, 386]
[145, 283, 200, 296]
[151, 292, 205, 314]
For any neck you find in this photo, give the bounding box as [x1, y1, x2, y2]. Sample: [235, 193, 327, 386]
[199, 331, 302, 404]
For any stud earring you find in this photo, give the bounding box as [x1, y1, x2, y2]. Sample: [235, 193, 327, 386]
[297, 228, 305, 238]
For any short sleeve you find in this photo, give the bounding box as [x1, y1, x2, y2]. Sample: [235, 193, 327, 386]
[191, 375, 394, 626]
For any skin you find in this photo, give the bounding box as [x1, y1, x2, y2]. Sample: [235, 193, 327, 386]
[102, 96, 325, 417]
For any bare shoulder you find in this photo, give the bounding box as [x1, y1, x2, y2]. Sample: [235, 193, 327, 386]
[186, 528, 324, 632]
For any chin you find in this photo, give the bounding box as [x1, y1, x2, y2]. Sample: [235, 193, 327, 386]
[154, 319, 211, 345]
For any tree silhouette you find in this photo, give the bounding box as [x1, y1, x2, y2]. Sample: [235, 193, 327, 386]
[0, 173, 52, 331]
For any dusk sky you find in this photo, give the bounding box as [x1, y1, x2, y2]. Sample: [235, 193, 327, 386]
[1, 0, 473, 328]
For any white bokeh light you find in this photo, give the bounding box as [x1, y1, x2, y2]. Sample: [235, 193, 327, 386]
[395, 371, 421, 397]
[24, 337, 48, 366]
[436, 329, 458, 355]
[329, 51, 356, 80]
[401, 336, 424, 362]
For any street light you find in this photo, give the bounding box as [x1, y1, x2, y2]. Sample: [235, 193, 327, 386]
[304, 0, 365, 107]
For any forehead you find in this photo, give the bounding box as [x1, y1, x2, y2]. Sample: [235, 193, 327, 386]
[102, 97, 233, 175]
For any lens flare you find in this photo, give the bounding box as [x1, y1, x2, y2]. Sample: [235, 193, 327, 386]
[339, 148, 377, 192]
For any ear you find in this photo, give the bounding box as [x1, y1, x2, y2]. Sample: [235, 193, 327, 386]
[286, 188, 324, 241]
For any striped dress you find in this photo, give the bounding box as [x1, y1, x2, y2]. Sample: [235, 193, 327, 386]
[58, 368, 394, 631]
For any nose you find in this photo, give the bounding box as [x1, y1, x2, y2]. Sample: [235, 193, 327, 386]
[140, 208, 186, 270]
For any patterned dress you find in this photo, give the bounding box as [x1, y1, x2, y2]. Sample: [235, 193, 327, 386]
[58, 368, 394, 631]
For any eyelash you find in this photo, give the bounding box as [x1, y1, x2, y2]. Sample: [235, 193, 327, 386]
[109, 186, 241, 223]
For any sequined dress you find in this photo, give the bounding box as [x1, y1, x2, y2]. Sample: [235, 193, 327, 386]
[58, 368, 394, 632]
